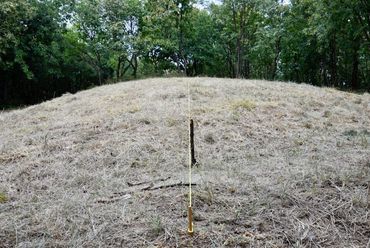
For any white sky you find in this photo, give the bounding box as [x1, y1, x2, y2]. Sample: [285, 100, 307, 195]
[195, 0, 291, 8]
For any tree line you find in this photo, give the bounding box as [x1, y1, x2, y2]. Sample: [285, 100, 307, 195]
[1, 0, 369, 107]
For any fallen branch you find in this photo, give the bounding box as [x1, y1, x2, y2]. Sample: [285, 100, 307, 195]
[144, 182, 197, 191]
[96, 194, 132, 204]
[96, 182, 197, 204]
[127, 176, 171, 187]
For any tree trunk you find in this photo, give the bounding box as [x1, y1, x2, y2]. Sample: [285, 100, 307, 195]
[244, 59, 250, 79]
[235, 39, 241, 78]
[96, 51, 102, 85]
[97, 68, 102, 85]
[231, 3, 240, 78]
[329, 33, 337, 87]
[178, 5, 187, 75]
[226, 45, 234, 78]
[0, 74, 7, 105]
[235, 15, 245, 78]
[132, 54, 138, 78]
[272, 37, 281, 80]
[234, 3, 247, 79]
[122, 62, 130, 76]
[116, 57, 122, 82]
[192, 59, 197, 76]
[351, 38, 360, 91]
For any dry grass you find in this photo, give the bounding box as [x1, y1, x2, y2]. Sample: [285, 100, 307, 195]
[0, 77, 369, 247]
[231, 99, 256, 111]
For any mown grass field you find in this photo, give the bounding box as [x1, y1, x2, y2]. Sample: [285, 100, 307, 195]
[0, 78, 369, 247]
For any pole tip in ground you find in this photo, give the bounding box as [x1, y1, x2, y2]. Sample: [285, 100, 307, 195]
[188, 206, 194, 236]
[187, 224, 194, 236]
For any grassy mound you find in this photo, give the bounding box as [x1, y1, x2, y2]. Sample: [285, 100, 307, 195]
[0, 78, 369, 247]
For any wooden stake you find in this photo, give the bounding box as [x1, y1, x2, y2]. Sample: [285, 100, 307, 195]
[190, 119, 197, 167]
[368, 181, 370, 209]
[187, 118, 196, 235]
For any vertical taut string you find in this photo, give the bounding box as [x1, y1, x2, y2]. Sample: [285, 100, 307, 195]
[187, 81, 194, 236]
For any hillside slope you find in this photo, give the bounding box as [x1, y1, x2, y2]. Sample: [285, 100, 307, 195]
[0, 78, 369, 247]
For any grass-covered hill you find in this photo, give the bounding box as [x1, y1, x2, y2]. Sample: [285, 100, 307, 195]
[0, 78, 369, 247]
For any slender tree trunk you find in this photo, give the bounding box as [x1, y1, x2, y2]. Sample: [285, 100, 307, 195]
[235, 12, 245, 78]
[0, 74, 7, 105]
[225, 44, 234, 77]
[116, 57, 122, 82]
[122, 62, 130, 76]
[132, 54, 138, 78]
[0, 86, 5, 106]
[191, 59, 198, 76]
[193, 60, 197, 76]
[97, 68, 102, 85]
[229, 58, 234, 78]
[234, 3, 247, 79]
[3, 83, 7, 105]
[329, 33, 337, 87]
[178, 5, 187, 75]
[235, 39, 241, 78]
[96, 52, 102, 85]
[231, 3, 240, 78]
[245, 59, 250, 78]
[351, 38, 360, 91]
[272, 37, 281, 80]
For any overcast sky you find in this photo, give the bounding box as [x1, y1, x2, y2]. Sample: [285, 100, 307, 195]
[196, 0, 290, 8]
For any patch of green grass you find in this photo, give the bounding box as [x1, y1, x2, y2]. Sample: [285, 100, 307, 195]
[166, 118, 178, 127]
[323, 110, 331, 118]
[343, 129, 370, 141]
[343, 129, 358, 136]
[360, 135, 368, 148]
[128, 105, 141, 114]
[231, 99, 256, 111]
[193, 87, 215, 97]
[193, 107, 214, 115]
[0, 192, 8, 203]
[149, 216, 164, 236]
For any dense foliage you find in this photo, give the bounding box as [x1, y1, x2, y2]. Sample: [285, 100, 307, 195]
[1, 0, 369, 106]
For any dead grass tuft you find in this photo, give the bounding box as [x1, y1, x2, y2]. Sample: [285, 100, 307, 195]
[128, 105, 141, 113]
[0, 151, 27, 163]
[193, 87, 216, 97]
[204, 133, 216, 144]
[231, 99, 256, 111]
